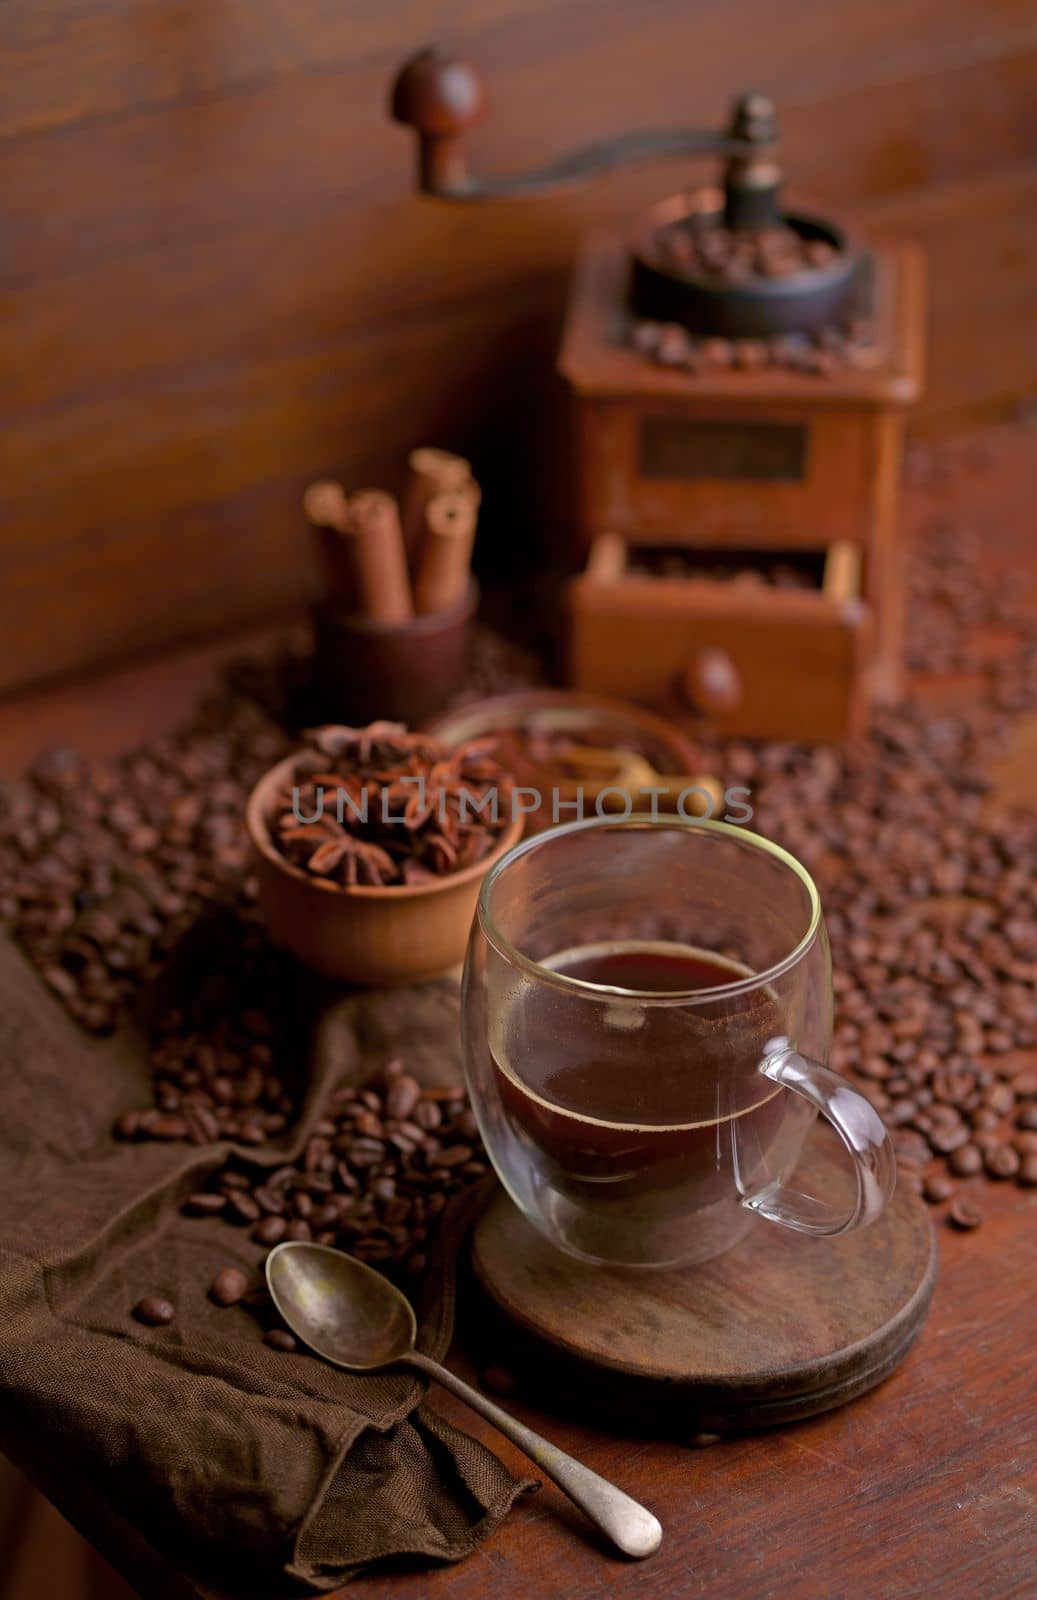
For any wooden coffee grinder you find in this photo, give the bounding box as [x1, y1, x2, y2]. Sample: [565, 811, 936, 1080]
[391, 50, 925, 742]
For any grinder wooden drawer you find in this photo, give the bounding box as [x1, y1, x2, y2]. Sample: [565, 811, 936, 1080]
[567, 536, 873, 743]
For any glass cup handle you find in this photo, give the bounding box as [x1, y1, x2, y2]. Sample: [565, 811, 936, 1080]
[744, 1042, 896, 1236]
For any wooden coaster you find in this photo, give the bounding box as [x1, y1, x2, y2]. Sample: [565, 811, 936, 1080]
[471, 1132, 937, 1433]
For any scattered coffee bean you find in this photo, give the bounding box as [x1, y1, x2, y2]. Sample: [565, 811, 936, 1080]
[209, 1268, 249, 1307]
[929, 1124, 971, 1156]
[923, 1174, 953, 1205]
[264, 1329, 297, 1353]
[227, 1191, 261, 1224]
[253, 1215, 288, 1246]
[181, 1193, 227, 1217]
[1018, 1153, 1037, 1186]
[949, 1144, 983, 1178]
[947, 1198, 984, 1231]
[386, 1074, 421, 1120]
[134, 1296, 176, 1327]
[175, 1062, 487, 1289]
[985, 1145, 1020, 1179]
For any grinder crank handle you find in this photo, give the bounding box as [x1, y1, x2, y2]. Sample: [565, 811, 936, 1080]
[390, 48, 776, 206]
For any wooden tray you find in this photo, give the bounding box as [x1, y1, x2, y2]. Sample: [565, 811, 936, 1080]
[471, 1132, 936, 1434]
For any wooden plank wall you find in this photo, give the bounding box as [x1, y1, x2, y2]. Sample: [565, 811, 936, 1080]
[1, 1, 1036, 695]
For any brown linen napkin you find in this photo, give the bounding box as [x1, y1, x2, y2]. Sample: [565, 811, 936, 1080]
[0, 936, 534, 1591]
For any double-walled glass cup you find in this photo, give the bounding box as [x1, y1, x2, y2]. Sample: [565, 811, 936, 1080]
[462, 816, 894, 1268]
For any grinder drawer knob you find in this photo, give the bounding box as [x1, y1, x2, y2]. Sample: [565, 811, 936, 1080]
[684, 648, 743, 713]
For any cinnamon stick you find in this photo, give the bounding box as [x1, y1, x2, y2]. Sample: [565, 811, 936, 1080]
[346, 490, 413, 624]
[413, 486, 480, 615]
[402, 447, 473, 566]
[302, 480, 360, 611]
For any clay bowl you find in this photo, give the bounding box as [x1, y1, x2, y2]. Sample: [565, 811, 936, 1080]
[246, 753, 523, 988]
[426, 690, 699, 834]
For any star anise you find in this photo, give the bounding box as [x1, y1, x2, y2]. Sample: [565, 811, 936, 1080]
[272, 723, 513, 889]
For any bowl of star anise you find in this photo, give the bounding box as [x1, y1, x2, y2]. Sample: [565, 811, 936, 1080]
[246, 722, 522, 985]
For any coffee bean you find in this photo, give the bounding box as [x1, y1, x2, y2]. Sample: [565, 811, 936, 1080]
[1018, 1105, 1037, 1132]
[456, 1108, 479, 1141]
[253, 1215, 287, 1245]
[386, 1074, 421, 1120]
[227, 1191, 261, 1224]
[985, 1144, 1020, 1179]
[928, 1123, 970, 1155]
[947, 1198, 984, 1231]
[347, 1138, 385, 1169]
[134, 1296, 176, 1326]
[185, 1106, 221, 1143]
[949, 1144, 983, 1177]
[148, 1114, 189, 1140]
[44, 965, 78, 1000]
[263, 1329, 297, 1353]
[893, 1131, 930, 1168]
[1018, 1153, 1037, 1186]
[430, 1145, 472, 1169]
[923, 1174, 953, 1205]
[210, 1268, 249, 1307]
[181, 1193, 227, 1217]
[931, 1065, 974, 1105]
[986, 1082, 1016, 1116]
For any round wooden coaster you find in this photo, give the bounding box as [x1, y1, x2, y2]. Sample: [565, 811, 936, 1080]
[471, 1134, 937, 1432]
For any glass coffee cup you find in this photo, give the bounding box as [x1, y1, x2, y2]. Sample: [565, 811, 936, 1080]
[462, 816, 895, 1268]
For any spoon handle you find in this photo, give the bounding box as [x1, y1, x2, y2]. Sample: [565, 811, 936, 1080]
[405, 1351, 662, 1558]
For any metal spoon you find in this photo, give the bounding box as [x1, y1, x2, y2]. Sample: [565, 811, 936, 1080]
[266, 1241, 662, 1559]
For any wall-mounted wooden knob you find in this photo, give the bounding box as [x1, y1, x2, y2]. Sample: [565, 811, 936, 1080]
[684, 648, 744, 714]
[390, 48, 486, 194]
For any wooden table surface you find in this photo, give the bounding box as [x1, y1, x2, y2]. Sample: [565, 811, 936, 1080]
[3, 425, 1036, 1600]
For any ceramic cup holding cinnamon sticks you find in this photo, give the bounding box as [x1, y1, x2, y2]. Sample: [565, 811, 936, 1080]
[304, 449, 480, 725]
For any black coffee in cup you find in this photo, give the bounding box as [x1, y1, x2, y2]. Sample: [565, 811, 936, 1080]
[492, 942, 790, 1212]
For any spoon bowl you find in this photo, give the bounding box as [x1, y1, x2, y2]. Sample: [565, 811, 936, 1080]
[267, 1240, 415, 1370]
[266, 1240, 662, 1559]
